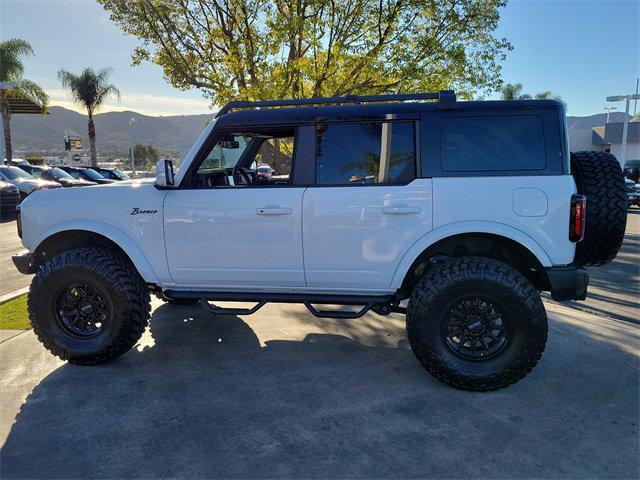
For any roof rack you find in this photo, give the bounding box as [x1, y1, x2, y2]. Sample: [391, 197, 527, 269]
[215, 90, 456, 117]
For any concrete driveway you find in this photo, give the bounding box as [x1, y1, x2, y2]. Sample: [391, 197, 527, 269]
[1, 299, 638, 479]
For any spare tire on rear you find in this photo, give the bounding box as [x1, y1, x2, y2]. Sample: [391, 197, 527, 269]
[571, 151, 627, 266]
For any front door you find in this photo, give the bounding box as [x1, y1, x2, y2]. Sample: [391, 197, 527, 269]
[164, 128, 306, 289]
[302, 120, 433, 290]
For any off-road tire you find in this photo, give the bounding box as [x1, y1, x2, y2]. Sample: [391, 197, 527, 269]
[406, 257, 548, 391]
[28, 247, 151, 364]
[571, 151, 627, 266]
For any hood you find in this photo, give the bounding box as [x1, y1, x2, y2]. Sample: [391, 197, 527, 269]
[58, 178, 98, 187]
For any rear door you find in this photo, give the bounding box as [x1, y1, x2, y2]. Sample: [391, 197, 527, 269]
[302, 119, 433, 290]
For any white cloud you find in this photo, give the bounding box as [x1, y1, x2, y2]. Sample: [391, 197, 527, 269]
[46, 89, 214, 117]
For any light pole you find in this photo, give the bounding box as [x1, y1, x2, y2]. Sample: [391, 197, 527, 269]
[607, 93, 640, 167]
[128, 117, 137, 175]
[603, 106, 617, 124]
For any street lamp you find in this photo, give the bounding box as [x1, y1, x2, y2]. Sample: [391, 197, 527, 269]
[607, 93, 640, 167]
[128, 117, 137, 176]
[602, 106, 617, 124]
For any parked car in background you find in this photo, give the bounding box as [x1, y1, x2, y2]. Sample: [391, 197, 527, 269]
[0, 180, 20, 221]
[93, 167, 131, 181]
[0, 166, 61, 201]
[17, 165, 97, 188]
[623, 160, 639, 183]
[59, 166, 115, 185]
[255, 164, 274, 180]
[2, 158, 30, 166]
[624, 178, 639, 208]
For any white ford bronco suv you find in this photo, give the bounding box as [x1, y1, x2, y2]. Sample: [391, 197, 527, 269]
[13, 92, 627, 391]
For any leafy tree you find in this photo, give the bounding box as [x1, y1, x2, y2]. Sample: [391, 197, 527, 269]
[0, 39, 48, 165]
[58, 67, 120, 167]
[132, 143, 160, 171]
[501, 83, 565, 107]
[97, 0, 512, 106]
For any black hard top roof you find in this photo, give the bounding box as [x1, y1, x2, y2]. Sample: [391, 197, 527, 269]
[215, 92, 564, 128]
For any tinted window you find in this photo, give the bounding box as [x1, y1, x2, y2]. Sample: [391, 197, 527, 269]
[316, 122, 415, 185]
[442, 116, 545, 172]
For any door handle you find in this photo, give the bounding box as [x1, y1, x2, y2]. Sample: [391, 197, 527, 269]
[382, 205, 421, 214]
[256, 207, 292, 215]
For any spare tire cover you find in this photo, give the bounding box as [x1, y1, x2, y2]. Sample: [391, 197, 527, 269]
[571, 151, 627, 266]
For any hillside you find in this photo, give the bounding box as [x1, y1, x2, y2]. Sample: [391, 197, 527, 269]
[10, 106, 214, 156]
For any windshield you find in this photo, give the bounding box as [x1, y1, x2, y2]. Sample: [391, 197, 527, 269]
[111, 169, 130, 180]
[0, 166, 33, 180]
[81, 168, 106, 180]
[49, 168, 74, 180]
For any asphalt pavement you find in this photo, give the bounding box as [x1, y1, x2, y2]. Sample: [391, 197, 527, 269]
[0, 299, 638, 478]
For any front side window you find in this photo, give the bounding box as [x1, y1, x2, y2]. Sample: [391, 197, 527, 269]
[316, 122, 416, 185]
[50, 168, 74, 180]
[193, 130, 295, 187]
[82, 169, 106, 180]
[441, 115, 546, 172]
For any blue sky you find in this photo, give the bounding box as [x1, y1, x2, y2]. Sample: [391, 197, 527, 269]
[1, 0, 638, 117]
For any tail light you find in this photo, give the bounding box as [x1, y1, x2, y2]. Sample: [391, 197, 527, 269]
[569, 194, 586, 242]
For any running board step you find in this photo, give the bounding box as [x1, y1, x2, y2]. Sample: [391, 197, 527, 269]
[200, 300, 266, 316]
[304, 302, 372, 319]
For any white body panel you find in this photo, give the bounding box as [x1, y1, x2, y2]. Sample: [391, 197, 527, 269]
[302, 181, 433, 289]
[20, 182, 169, 284]
[163, 188, 306, 288]
[19, 163, 576, 294]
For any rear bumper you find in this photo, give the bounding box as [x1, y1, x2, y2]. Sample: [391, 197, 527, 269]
[12, 251, 44, 275]
[545, 266, 589, 301]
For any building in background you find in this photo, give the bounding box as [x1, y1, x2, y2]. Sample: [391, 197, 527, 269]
[591, 122, 640, 165]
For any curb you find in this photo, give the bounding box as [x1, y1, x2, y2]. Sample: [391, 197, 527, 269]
[0, 287, 29, 306]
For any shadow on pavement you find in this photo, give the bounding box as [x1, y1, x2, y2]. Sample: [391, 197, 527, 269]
[1, 303, 638, 479]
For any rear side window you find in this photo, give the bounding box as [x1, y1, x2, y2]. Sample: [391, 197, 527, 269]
[316, 122, 416, 185]
[441, 115, 546, 172]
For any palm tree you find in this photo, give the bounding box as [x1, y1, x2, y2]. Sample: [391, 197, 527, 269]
[0, 39, 48, 165]
[58, 67, 120, 167]
[534, 90, 566, 108]
[500, 83, 531, 100]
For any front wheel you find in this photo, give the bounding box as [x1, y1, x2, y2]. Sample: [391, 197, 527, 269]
[28, 247, 151, 364]
[406, 257, 548, 391]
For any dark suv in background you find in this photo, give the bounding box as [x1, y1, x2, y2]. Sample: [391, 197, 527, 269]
[623, 160, 639, 182]
[93, 167, 131, 181]
[58, 166, 115, 185]
[17, 165, 97, 188]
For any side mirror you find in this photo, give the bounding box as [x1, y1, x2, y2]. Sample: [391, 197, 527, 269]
[155, 159, 175, 187]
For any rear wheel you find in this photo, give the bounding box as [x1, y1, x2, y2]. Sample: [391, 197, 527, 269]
[406, 257, 547, 391]
[28, 247, 150, 364]
[571, 151, 627, 266]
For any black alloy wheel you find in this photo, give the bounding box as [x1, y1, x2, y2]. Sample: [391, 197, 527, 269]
[443, 297, 510, 361]
[54, 284, 110, 338]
